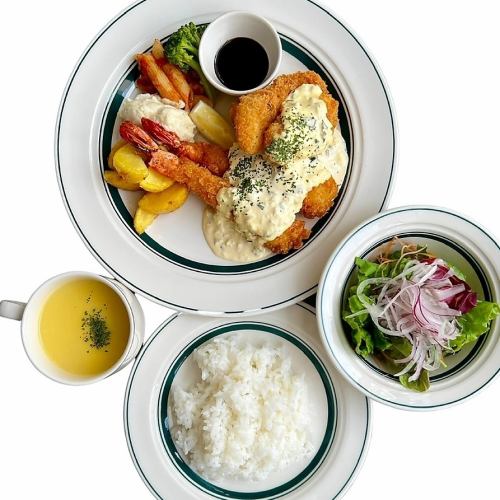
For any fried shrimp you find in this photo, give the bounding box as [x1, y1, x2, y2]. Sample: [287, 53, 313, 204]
[150, 152, 228, 209]
[232, 71, 339, 154]
[141, 118, 229, 176]
[121, 120, 228, 209]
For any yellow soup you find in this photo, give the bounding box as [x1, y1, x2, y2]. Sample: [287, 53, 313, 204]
[39, 278, 130, 377]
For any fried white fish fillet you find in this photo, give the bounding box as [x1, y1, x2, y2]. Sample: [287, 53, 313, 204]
[231, 71, 339, 154]
[231, 71, 340, 219]
[150, 151, 311, 252]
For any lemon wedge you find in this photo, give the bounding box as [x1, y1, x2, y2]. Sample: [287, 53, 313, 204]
[190, 100, 235, 149]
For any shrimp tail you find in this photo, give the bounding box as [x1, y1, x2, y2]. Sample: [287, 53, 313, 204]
[141, 117, 230, 176]
[141, 118, 183, 151]
[119, 121, 159, 154]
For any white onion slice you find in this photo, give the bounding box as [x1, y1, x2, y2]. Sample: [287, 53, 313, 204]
[352, 258, 466, 381]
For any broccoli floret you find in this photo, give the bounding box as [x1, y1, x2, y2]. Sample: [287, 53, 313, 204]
[164, 22, 215, 102]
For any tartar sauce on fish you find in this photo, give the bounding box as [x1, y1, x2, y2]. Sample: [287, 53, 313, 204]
[203, 83, 348, 263]
[266, 84, 335, 165]
[203, 208, 272, 262]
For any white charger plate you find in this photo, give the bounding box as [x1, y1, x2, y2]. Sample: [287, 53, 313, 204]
[317, 206, 500, 410]
[124, 304, 370, 499]
[55, 0, 397, 315]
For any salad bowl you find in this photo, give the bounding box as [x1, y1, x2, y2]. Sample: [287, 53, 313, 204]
[317, 205, 499, 410]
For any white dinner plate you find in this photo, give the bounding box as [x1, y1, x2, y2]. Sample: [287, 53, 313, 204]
[318, 206, 500, 410]
[124, 303, 370, 499]
[55, 0, 397, 315]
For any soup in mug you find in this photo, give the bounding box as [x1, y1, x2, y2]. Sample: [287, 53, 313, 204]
[39, 278, 130, 377]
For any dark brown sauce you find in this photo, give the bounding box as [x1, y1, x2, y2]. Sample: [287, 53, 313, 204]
[215, 37, 269, 91]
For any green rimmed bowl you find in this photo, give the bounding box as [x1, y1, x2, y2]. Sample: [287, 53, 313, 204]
[318, 205, 500, 410]
[124, 304, 370, 499]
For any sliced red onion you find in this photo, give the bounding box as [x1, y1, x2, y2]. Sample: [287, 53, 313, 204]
[352, 257, 473, 380]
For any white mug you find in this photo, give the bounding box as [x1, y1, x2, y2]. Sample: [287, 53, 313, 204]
[0, 271, 145, 385]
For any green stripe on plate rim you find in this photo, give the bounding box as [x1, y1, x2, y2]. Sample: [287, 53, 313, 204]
[341, 232, 492, 382]
[100, 35, 353, 275]
[55, 0, 396, 311]
[123, 313, 180, 500]
[157, 322, 337, 500]
[124, 306, 371, 500]
[320, 207, 499, 409]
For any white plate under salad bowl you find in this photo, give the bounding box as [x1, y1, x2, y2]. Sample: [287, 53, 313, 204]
[317, 205, 499, 410]
[124, 303, 370, 500]
[55, 0, 396, 315]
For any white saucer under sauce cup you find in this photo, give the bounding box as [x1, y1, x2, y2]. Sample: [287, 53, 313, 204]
[0, 271, 145, 385]
[199, 11, 282, 96]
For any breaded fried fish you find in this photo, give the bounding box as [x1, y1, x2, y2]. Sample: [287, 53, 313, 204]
[301, 177, 339, 219]
[264, 220, 311, 254]
[231, 71, 339, 154]
[150, 150, 311, 252]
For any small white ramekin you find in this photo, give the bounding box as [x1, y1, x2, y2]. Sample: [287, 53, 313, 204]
[199, 11, 282, 96]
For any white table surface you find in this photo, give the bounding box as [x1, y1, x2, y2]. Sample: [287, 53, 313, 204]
[0, 1, 498, 499]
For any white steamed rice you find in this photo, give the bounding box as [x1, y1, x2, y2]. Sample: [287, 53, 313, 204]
[170, 335, 313, 480]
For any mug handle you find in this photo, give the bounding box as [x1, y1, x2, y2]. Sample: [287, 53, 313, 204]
[0, 300, 26, 321]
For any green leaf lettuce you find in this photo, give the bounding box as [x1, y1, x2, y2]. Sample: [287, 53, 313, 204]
[451, 300, 500, 351]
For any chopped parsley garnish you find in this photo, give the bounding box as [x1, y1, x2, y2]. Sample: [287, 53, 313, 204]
[81, 309, 111, 350]
[266, 112, 309, 164]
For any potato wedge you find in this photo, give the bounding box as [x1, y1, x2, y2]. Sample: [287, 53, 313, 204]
[138, 183, 189, 214]
[113, 144, 148, 183]
[107, 140, 126, 169]
[140, 168, 175, 193]
[136, 53, 181, 103]
[134, 207, 157, 234]
[104, 170, 141, 191]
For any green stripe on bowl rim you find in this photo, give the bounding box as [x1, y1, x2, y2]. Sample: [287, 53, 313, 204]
[319, 207, 499, 409]
[157, 322, 337, 500]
